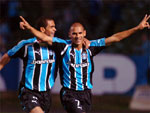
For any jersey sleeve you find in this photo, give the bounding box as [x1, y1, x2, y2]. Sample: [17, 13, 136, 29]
[53, 37, 71, 44]
[52, 41, 68, 56]
[7, 38, 36, 58]
[89, 38, 106, 56]
[90, 38, 105, 47]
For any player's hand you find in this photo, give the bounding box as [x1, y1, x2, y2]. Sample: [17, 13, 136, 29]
[83, 37, 91, 49]
[19, 16, 32, 30]
[137, 14, 150, 30]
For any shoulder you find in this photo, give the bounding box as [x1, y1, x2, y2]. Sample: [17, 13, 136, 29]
[53, 37, 71, 44]
[90, 37, 105, 47]
[17, 37, 36, 45]
[7, 38, 36, 57]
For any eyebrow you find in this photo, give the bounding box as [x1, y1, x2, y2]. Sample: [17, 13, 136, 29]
[72, 32, 83, 34]
[50, 25, 55, 27]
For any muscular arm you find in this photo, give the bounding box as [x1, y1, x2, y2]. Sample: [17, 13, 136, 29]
[105, 14, 150, 46]
[27, 26, 53, 45]
[19, 16, 53, 45]
[105, 26, 139, 46]
[0, 53, 11, 71]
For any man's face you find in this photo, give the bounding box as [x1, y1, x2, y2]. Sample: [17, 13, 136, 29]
[44, 20, 56, 37]
[69, 25, 86, 46]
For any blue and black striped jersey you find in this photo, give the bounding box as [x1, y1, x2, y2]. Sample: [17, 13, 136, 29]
[52, 38, 106, 91]
[7, 37, 70, 91]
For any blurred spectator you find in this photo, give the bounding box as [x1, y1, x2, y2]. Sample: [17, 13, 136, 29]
[0, 0, 8, 18]
[0, 18, 10, 52]
[0, 35, 6, 53]
[105, 1, 123, 37]
[8, 0, 20, 18]
[88, 0, 102, 32]
[0, 53, 7, 91]
[134, 31, 150, 56]
[1, 0, 150, 55]
[147, 68, 150, 84]
[7, 0, 20, 32]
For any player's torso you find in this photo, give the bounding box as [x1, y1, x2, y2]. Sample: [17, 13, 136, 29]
[26, 42, 55, 64]
[60, 46, 93, 90]
[23, 42, 57, 91]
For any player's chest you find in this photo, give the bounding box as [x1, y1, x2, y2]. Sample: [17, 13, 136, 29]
[27, 44, 55, 59]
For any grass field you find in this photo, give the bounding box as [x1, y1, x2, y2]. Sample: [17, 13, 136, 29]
[0, 91, 149, 113]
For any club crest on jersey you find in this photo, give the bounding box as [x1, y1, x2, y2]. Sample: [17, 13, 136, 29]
[82, 53, 87, 60]
[49, 50, 53, 56]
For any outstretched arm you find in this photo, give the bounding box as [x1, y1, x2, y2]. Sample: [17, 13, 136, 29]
[105, 14, 150, 46]
[0, 53, 11, 71]
[19, 16, 53, 45]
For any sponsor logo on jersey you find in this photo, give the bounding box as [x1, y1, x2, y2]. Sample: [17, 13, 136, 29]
[67, 61, 89, 68]
[32, 59, 55, 64]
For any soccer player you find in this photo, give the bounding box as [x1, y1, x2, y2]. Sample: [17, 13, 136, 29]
[19, 14, 150, 113]
[0, 16, 90, 113]
[0, 16, 69, 113]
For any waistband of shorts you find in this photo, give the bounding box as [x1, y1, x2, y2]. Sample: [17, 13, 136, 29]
[21, 87, 51, 93]
[62, 87, 91, 93]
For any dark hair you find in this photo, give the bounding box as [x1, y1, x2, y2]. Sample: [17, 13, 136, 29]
[35, 16, 54, 30]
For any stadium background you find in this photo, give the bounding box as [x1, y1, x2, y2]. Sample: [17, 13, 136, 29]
[0, 0, 150, 113]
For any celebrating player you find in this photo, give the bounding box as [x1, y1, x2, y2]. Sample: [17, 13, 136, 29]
[19, 14, 150, 113]
[0, 16, 68, 113]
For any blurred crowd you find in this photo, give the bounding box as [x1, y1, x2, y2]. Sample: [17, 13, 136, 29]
[0, 0, 150, 56]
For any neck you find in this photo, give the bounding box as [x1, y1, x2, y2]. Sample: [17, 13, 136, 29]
[72, 43, 82, 50]
[37, 39, 42, 43]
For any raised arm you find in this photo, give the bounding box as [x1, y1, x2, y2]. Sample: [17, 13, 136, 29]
[105, 14, 150, 46]
[0, 53, 11, 71]
[19, 16, 53, 45]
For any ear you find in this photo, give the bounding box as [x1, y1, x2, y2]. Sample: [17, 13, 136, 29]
[68, 31, 71, 39]
[40, 27, 45, 33]
[83, 30, 86, 37]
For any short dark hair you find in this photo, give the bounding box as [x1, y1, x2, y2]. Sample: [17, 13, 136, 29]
[35, 16, 54, 30]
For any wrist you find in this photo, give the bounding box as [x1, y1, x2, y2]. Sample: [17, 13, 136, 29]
[28, 26, 33, 31]
[134, 25, 140, 31]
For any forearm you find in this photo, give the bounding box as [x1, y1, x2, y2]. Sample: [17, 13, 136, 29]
[105, 26, 140, 46]
[19, 16, 53, 45]
[28, 26, 53, 45]
[112, 26, 139, 41]
[105, 14, 150, 46]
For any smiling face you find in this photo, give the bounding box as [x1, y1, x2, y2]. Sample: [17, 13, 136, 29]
[69, 23, 86, 47]
[44, 20, 56, 37]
